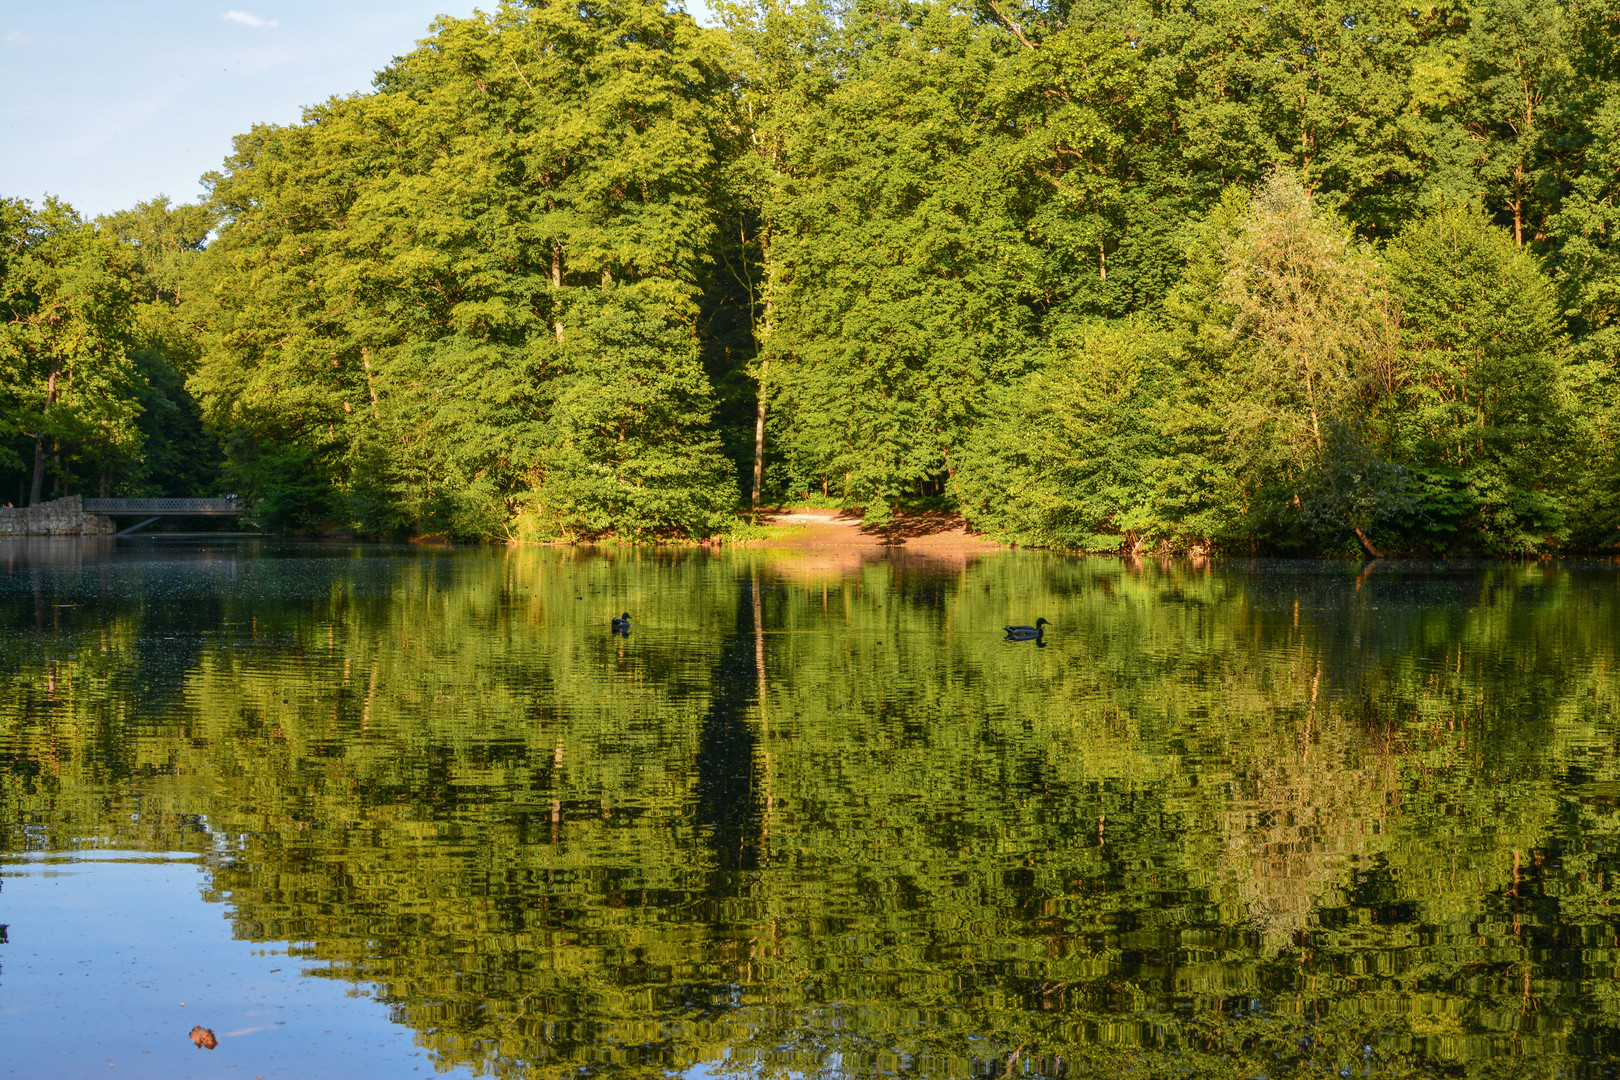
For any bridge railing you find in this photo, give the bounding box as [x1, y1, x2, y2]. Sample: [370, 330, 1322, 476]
[82, 498, 244, 515]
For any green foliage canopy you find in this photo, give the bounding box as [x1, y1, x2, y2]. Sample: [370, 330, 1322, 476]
[190, 0, 734, 537]
[8, 0, 1620, 550]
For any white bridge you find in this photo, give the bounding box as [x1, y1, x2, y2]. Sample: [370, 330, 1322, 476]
[80, 498, 246, 536]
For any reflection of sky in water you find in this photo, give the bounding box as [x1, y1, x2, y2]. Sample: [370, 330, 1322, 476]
[0, 854, 466, 1080]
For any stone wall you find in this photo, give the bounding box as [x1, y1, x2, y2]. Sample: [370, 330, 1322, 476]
[0, 497, 116, 536]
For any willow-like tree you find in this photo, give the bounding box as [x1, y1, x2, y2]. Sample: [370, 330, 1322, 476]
[1167, 171, 1402, 553]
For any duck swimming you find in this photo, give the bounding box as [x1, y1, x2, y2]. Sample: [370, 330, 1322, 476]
[1004, 617, 1049, 641]
[611, 612, 632, 635]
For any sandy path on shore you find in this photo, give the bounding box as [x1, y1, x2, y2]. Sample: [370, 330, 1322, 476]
[749, 508, 1002, 577]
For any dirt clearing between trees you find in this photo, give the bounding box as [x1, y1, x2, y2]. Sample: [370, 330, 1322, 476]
[748, 508, 1002, 577]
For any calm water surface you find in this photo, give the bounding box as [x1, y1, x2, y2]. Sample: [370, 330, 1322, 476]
[3, 538, 1619, 1078]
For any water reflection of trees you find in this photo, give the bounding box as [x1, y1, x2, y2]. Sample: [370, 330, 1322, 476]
[3, 547, 1620, 1076]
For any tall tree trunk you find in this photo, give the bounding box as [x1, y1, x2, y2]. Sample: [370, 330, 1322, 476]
[750, 239, 776, 522]
[551, 241, 564, 340]
[1512, 88, 1536, 248]
[29, 436, 46, 505]
[29, 361, 62, 505]
[362, 350, 380, 419]
[750, 359, 768, 520]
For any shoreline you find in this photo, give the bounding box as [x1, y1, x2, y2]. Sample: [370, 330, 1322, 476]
[6, 509, 1596, 563]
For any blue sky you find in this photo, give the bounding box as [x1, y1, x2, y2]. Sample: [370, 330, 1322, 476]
[0, 1, 715, 219]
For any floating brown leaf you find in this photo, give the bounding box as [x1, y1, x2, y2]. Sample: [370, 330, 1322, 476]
[188, 1026, 217, 1050]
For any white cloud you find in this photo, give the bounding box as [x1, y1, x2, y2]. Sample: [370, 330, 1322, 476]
[222, 11, 278, 29]
[5, 29, 28, 43]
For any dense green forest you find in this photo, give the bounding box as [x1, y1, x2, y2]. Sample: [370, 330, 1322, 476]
[3, 0, 1619, 553]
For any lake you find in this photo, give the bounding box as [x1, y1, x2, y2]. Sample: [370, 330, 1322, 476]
[2, 538, 1619, 1078]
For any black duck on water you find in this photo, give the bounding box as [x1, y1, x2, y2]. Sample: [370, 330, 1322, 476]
[1004, 617, 1049, 641]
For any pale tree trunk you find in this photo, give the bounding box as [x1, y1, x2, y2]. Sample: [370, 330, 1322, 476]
[551, 242, 564, 340]
[749, 236, 776, 521]
[1512, 78, 1539, 247]
[1513, 169, 1524, 248]
[1304, 360, 1323, 452]
[362, 348, 380, 419]
[751, 358, 768, 519]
